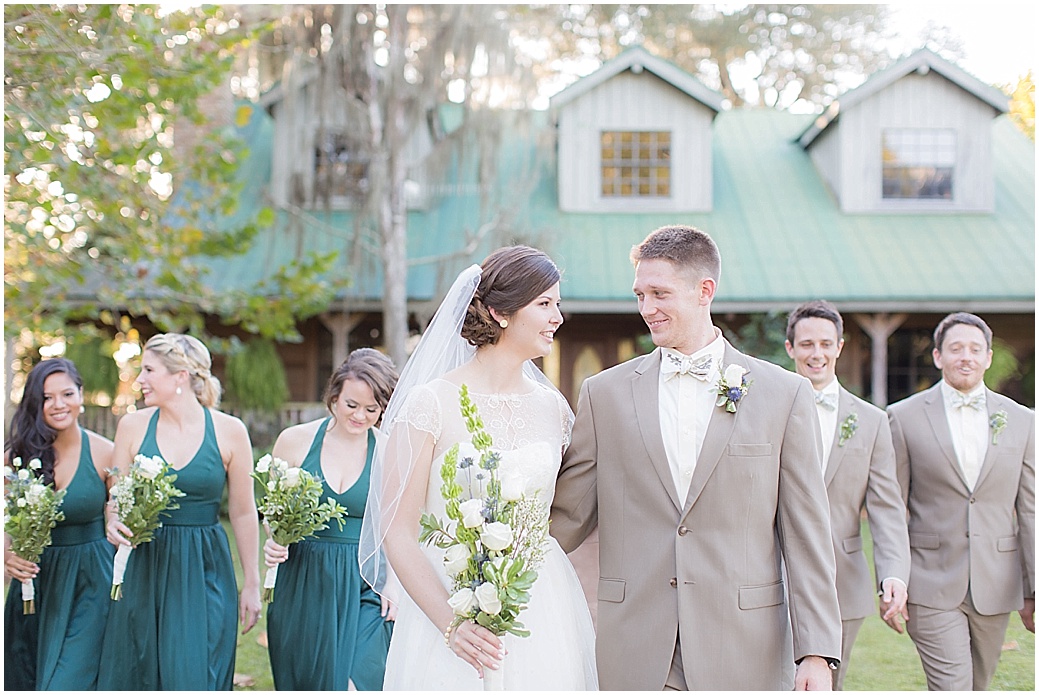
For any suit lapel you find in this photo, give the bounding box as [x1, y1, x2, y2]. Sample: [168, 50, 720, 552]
[633, 350, 683, 511]
[973, 390, 1000, 490]
[922, 384, 970, 490]
[823, 388, 854, 487]
[682, 342, 744, 514]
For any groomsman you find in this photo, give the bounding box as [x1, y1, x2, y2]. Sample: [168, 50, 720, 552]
[887, 312, 1035, 690]
[785, 300, 911, 690]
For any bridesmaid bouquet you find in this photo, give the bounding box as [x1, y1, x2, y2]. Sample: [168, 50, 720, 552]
[419, 384, 549, 642]
[108, 454, 186, 600]
[4, 457, 66, 613]
[252, 454, 347, 602]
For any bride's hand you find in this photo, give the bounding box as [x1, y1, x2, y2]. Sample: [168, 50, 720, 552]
[447, 620, 504, 675]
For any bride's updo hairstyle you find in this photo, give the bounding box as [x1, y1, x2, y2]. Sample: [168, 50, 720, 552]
[144, 333, 222, 408]
[461, 245, 560, 349]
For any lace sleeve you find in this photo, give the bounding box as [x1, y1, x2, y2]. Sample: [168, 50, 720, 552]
[389, 383, 442, 442]
[553, 387, 575, 450]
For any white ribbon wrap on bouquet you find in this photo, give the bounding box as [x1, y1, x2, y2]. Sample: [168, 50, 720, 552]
[111, 544, 132, 599]
[264, 565, 278, 591]
[483, 656, 505, 691]
[21, 577, 34, 603]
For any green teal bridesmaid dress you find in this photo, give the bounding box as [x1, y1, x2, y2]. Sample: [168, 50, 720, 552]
[97, 409, 239, 690]
[4, 429, 114, 690]
[266, 423, 392, 690]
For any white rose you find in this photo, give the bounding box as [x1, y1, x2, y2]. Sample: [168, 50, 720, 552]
[723, 364, 746, 387]
[267, 480, 277, 492]
[3, 466, 13, 477]
[459, 499, 485, 528]
[28, 458, 42, 471]
[25, 483, 46, 506]
[17, 498, 27, 508]
[17, 469, 30, 481]
[255, 454, 272, 474]
[447, 587, 477, 616]
[474, 582, 502, 615]
[282, 467, 302, 488]
[11, 457, 22, 469]
[443, 544, 471, 577]
[480, 521, 514, 552]
[136, 455, 163, 480]
[499, 469, 527, 502]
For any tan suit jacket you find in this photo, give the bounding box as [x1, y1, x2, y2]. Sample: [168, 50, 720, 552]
[826, 388, 910, 621]
[552, 342, 842, 691]
[888, 383, 1035, 615]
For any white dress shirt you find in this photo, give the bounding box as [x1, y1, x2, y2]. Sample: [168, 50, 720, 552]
[941, 380, 989, 491]
[658, 329, 725, 503]
[814, 378, 841, 472]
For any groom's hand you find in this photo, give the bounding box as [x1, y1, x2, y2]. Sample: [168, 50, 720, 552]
[794, 655, 833, 691]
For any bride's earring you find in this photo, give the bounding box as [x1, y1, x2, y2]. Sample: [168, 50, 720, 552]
[176, 387, 182, 395]
[499, 319, 508, 329]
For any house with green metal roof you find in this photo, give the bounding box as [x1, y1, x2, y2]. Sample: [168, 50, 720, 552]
[216, 45, 1034, 407]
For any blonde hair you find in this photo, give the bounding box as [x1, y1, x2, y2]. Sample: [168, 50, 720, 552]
[144, 333, 222, 408]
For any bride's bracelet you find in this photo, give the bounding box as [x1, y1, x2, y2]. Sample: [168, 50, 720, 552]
[443, 622, 458, 646]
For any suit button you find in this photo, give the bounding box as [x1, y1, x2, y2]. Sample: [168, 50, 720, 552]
[678, 526, 690, 536]
[670, 578, 678, 588]
[970, 498, 976, 504]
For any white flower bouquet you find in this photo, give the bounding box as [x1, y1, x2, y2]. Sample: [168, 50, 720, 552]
[3, 457, 66, 614]
[108, 454, 186, 600]
[252, 454, 347, 602]
[419, 384, 549, 642]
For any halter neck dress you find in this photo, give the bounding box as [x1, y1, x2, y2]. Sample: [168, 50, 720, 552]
[97, 408, 238, 690]
[3, 429, 113, 690]
[266, 422, 393, 690]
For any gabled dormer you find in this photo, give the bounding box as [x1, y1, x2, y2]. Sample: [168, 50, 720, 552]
[550, 46, 726, 214]
[260, 66, 435, 211]
[798, 48, 1009, 214]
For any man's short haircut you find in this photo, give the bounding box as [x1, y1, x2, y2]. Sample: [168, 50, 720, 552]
[933, 312, 993, 352]
[786, 300, 844, 344]
[630, 225, 721, 284]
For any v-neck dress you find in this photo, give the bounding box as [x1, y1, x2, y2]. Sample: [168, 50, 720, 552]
[97, 408, 238, 690]
[4, 429, 113, 690]
[266, 422, 392, 690]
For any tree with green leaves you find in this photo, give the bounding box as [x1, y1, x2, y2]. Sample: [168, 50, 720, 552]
[1007, 71, 1035, 141]
[3, 4, 337, 356]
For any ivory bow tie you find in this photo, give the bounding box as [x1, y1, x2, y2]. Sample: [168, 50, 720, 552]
[953, 392, 985, 410]
[815, 391, 838, 411]
[662, 352, 713, 381]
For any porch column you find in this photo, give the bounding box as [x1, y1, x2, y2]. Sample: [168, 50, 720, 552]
[319, 312, 365, 369]
[852, 312, 907, 408]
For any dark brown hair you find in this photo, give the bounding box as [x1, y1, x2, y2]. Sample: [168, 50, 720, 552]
[786, 300, 844, 344]
[460, 245, 561, 348]
[933, 312, 993, 352]
[324, 348, 399, 425]
[630, 225, 721, 284]
[5, 358, 83, 485]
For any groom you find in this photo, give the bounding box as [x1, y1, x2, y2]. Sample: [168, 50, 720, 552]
[552, 225, 842, 690]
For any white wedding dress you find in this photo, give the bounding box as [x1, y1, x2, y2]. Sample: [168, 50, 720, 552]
[384, 378, 598, 690]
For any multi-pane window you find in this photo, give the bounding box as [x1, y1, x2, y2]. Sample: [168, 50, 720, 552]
[601, 131, 671, 197]
[882, 129, 955, 200]
[314, 132, 368, 203]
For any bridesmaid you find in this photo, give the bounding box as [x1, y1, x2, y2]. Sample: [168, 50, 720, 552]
[4, 357, 115, 690]
[263, 348, 398, 690]
[98, 333, 261, 690]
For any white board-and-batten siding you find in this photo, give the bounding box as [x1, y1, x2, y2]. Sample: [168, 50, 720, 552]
[556, 70, 715, 214]
[809, 71, 996, 214]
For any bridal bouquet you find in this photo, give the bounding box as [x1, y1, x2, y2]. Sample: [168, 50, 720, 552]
[108, 454, 186, 600]
[3, 458, 66, 614]
[252, 454, 347, 602]
[420, 384, 549, 642]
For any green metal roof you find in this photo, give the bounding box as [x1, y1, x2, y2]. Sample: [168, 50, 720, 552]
[204, 99, 1034, 314]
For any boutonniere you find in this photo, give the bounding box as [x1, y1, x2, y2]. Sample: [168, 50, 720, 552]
[838, 413, 858, 447]
[715, 364, 750, 413]
[989, 409, 1008, 445]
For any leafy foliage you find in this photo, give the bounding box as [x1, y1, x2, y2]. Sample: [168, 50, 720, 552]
[108, 454, 186, 547]
[4, 457, 66, 564]
[224, 338, 290, 411]
[3, 4, 337, 345]
[1007, 71, 1035, 141]
[62, 332, 120, 397]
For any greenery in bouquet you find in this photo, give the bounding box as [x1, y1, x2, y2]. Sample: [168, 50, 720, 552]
[252, 454, 347, 601]
[108, 454, 186, 599]
[419, 384, 549, 638]
[4, 457, 66, 613]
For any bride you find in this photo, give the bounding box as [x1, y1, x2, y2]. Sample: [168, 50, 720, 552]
[360, 246, 597, 690]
